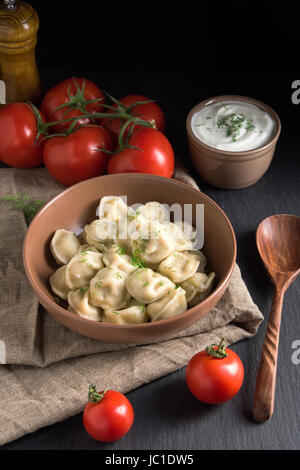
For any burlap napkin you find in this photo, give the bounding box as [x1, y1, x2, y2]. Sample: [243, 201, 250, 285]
[0, 166, 263, 446]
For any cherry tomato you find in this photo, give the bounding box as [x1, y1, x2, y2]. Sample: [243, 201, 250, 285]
[186, 339, 244, 404]
[83, 386, 134, 443]
[41, 77, 105, 133]
[43, 125, 113, 186]
[108, 127, 174, 178]
[0, 103, 44, 168]
[101, 94, 165, 144]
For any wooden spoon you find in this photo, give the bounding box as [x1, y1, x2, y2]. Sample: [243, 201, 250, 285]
[253, 214, 300, 422]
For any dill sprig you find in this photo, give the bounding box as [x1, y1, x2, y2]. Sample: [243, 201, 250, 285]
[115, 244, 127, 255]
[136, 302, 145, 312]
[1, 194, 44, 224]
[79, 287, 88, 297]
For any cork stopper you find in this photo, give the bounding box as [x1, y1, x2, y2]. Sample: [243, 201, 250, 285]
[0, 0, 42, 103]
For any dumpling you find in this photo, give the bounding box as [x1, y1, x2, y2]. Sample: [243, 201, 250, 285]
[189, 250, 207, 273]
[102, 303, 148, 325]
[158, 251, 200, 283]
[49, 265, 70, 300]
[84, 219, 116, 251]
[116, 214, 146, 250]
[114, 218, 133, 251]
[137, 202, 169, 223]
[126, 268, 174, 303]
[181, 272, 215, 307]
[161, 222, 194, 251]
[68, 288, 102, 321]
[146, 287, 187, 321]
[132, 221, 176, 265]
[102, 244, 136, 275]
[50, 229, 80, 265]
[96, 196, 128, 222]
[89, 267, 131, 310]
[65, 250, 104, 289]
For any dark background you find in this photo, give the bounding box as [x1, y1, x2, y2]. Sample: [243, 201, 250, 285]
[29, 1, 300, 72]
[2, 0, 300, 451]
[26, 0, 300, 154]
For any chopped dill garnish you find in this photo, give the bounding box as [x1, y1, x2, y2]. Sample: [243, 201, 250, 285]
[245, 119, 255, 131]
[131, 249, 147, 269]
[152, 228, 160, 237]
[95, 281, 102, 288]
[217, 113, 256, 142]
[98, 241, 109, 247]
[115, 245, 127, 255]
[128, 209, 140, 221]
[135, 270, 148, 285]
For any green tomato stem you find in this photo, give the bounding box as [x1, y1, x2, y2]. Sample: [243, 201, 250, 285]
[29, 93, 156, 150]
[87, 384, 109, 403]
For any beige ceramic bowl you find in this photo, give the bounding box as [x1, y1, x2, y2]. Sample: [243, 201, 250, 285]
[23, 173, 236, 343]
[186, 95, 281, 189]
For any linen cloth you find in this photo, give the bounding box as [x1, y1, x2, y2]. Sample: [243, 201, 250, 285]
[0, 166, 263, 445]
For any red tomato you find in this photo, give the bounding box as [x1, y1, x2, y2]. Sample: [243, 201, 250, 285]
[41, 77, 105, 133]
[43, 125, 113, 186]
[101, 94, 165, 144]
[83, 387, 134, 443]
[108, 127, 174, 178]
[0, 103, 45, 168]
[186, 339, 244, 404]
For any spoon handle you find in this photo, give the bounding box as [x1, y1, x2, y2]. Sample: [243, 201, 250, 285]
[253, 287, 284, 422]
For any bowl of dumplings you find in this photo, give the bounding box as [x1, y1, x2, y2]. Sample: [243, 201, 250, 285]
[23, 173, 236, 343]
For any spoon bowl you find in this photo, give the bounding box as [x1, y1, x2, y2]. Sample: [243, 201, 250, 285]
[253, 214, 300, 422]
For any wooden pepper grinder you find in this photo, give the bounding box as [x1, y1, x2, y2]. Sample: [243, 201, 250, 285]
[0, 0, 42, 104]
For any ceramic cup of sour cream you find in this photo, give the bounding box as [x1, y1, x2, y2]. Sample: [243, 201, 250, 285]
[186, 95, 281, 189]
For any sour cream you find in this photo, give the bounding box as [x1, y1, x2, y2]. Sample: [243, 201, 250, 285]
[191, 100, 275, 152]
